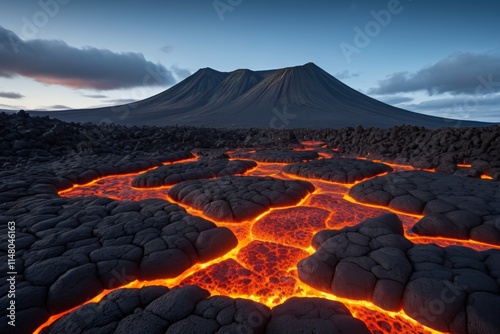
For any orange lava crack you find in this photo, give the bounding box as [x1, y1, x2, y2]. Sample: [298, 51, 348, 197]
[39, 150, 497, 334]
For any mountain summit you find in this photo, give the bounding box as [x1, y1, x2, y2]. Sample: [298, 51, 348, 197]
[32, 63, 489, 128]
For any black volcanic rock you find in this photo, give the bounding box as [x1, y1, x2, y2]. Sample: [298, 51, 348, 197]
[232, 149, 319, 163]
[349, 171, 500, 244]
[0, 169, 238, 333]
[0, 111, 499, 334]
[283, 158, 393, 184]
[2, 112, 498, 180]
[297, 214, 500, 333]
[267, 297, 370, 334]
[30, 63, 492, 128]
[132, 159, 257, 188]
[168, 176, 315, 222]
[319, 125, 500, 179]
[41, 285, 370, 334]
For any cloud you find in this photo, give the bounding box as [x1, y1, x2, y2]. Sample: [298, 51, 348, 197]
[0, 91, 24, 99]
[0, 26, 185, 90]
[161, 44, 173, 53]
[0, 103, 23, 110]
[82, 93, 108, 99]
[46, 105, 71, 110]
[378, 96, 414, 105]
[400, 93, 500, 123]
[33, 104, 72, 111]
[171, 64, 191, 80]
[370, 52, 500, 95]
[404, 93, 500, 110]
[335, 70, 360, 80]
[105, 98, 138, 104]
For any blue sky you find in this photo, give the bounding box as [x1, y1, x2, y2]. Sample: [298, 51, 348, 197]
[0, 0, 499, 122]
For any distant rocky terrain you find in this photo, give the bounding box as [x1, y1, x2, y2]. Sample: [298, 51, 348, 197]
[2, 111, 499, 179]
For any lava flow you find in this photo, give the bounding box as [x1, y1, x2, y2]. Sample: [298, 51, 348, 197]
[44, 152, 497, 334]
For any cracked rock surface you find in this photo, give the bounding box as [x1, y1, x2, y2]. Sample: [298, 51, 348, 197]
[0, 167, 237, 334]
[284, 158, 393, 184]
[168, 176, 315, 222]
[349, 171, 500, 245]
[42, 285, 370, 334]
[232, 149, 319, 163]
[132, 159, 257, 188]
[298, 213, 500, 333]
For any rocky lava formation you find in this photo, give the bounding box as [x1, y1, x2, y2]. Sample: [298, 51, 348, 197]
[131, 159, 257, 188]
[168, 176, 315, 222]
[1, 111, 499, 334]
[232, 149, 319, 163]
[298, 214, 500, 333]
[283, 158, 393, 184]
[41, 285, 371, 334]
[349, 171, 500, 244]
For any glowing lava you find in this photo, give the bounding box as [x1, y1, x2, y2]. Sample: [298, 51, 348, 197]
[39, 152, 497, 334]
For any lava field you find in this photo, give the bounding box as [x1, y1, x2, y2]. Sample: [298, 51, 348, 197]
[1, 112, 499, 334]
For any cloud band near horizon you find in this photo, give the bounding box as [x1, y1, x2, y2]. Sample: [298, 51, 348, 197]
[0, 26, 184, 90]
[370, 52, 500, 96]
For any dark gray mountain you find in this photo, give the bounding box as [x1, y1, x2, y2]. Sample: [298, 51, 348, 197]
[31, 63, 492, 128]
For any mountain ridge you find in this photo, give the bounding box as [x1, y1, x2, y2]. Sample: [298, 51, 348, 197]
[30, 63, 493, 128]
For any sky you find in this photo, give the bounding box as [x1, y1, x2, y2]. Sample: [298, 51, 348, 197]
[0, 0, 499, 122]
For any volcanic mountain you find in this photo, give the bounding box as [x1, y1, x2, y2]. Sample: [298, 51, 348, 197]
[32, 63, 490, 128]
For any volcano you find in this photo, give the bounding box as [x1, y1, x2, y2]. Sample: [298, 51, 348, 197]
[32, 62, 490, 128]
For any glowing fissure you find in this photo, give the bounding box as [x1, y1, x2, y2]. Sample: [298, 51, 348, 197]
[40, 152, 495, 334]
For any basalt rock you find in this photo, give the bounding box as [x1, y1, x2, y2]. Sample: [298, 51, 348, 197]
[298, 214, 500, 333]
[41, 285, 370, 334]
[132, 159, 256, 188]
[284, 158, 393, 184]
[232, 149, 319, 163]
[349, 171, 500, 244]
[168, 176, 315, 222]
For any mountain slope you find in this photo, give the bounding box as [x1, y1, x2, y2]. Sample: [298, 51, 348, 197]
[31, 63, 492, 128]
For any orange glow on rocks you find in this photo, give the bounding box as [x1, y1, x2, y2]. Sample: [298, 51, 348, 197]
[39, 153, 496, 334]
[60, 173, 171, 201]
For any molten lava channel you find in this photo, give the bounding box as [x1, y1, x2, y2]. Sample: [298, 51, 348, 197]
[42, 152, 498, 334]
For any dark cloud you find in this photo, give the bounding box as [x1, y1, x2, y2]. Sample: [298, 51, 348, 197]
[370, 52, 500, 95]
[33, 104, 72, 111]
[400, 94, 500, 123]
[378, 96, 413, 105]
[0, 26, 185, 90]
[0, 91, 24, 99]
[82, 93, 108, 99]
[404, 94, 500, 110]
[161, 44, 174, 53]
[105, 98, 138, 104]
[335, 70, 360, 80]
[47, 105, 71, 110]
